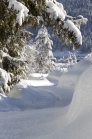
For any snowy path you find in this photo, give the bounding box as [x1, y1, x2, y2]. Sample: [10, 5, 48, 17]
[0, 58, 92, 139]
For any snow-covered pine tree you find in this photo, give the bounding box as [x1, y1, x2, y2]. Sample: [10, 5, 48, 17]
[35, 26, 54, 73]
[0, 0, 45, 93]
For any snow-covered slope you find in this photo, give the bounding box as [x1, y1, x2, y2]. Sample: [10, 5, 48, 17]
[0, 57, 92, 139]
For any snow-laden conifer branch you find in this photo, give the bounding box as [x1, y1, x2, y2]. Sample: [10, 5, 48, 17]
[0, 68, 11, 93]
[64, 20, 82, 45]
[8, 0, 29, 26]
[0, 49, 28, 93]
[45, 0, 88, 46]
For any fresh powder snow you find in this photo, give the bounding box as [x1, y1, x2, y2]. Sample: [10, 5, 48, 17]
[0, 0, 90, 138]
[0, 54, 92, 139]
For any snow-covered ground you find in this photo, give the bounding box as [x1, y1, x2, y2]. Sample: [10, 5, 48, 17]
[0, 53, 92, 139]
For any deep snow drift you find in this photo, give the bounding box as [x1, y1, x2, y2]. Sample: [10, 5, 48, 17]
[0, 57, 92, 139]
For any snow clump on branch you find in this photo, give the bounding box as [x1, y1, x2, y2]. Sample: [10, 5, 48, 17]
[46, 0, 66, 20]
[0, 68, 11, 94]
[64, 19, 82, 45]
[8, 0, 29, 26]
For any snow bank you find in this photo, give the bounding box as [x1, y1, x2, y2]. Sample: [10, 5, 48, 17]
[47, 70, 63, 84]
[0, 56, 92, 139]
[58, 58, 91, 87]
[28, 73, 48, 78]
[0, 79, 55, 111]
[68, 62, 92, 122]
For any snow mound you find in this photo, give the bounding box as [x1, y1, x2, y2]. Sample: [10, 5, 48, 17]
[58, 58, 91, 87]
[67, 64, 92, 122]
[0, 79, 55, 111]
[27, 78, 54, 86]
[0, 54, 92, 139]
[47, 70, 63, 83]
[28, 73, 48, 80]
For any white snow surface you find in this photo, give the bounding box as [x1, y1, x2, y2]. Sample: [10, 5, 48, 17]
[0, 56, 92, 139]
